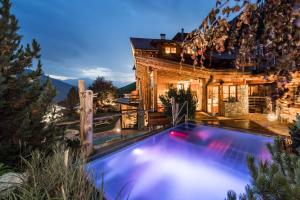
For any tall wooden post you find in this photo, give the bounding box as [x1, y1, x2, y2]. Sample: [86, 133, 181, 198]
[78, 80, 93, 155]
[78, 80, 85, 142]
[83, 90, 93, 155]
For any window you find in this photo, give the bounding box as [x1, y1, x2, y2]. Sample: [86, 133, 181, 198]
[171, 47, 176, 54]
[165, 46, 176, 54]
[223, 85, 237, 102]
[229, 86, 236, 100]
[248, 84, 273, 96]
[187, 46, 193, 54]
[177, 83, 184, 90]
[165, 47, 171, 54]
[249, 85, 259, 96]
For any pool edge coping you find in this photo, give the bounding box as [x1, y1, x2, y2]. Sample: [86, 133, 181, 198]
[88, 125, 172, 162]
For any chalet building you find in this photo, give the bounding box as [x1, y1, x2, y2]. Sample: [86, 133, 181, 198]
[119, 29, 300, 129]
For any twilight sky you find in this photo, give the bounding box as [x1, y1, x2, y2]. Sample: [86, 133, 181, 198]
[12, 0, 215, 86]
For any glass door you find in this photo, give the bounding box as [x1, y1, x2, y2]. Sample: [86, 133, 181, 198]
[207, 86, 219, 114]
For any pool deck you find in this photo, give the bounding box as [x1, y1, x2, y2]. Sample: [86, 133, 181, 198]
[195, 112, 290, 136]
[93, 119, 149, 153]
[91, 112, 290, 158]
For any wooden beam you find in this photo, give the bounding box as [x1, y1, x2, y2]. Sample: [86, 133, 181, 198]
[84, 90, 93, 155]
[78, 80, 85, 143]
[78, 80, 93, 155]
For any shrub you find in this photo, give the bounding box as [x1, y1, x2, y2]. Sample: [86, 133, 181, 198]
[289, 114, 300, 154]
[159, 86, 197, 119]
[225, 138, 300, 200]
[5, 145, 103, 200]
[0, 163, 9, 176]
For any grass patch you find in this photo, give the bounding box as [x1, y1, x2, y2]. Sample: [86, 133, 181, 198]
[3, 146, 104, 200]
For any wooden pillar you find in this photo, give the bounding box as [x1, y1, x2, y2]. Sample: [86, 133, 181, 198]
[146, 66, 151, 110]
[78, 80, 85, 142]
[153, 69, 158, 111]
[78, 80, 93, 155]
[84, 90, 93, 155]
[219, 84, 223, 115]
[202, 78, 208, 112]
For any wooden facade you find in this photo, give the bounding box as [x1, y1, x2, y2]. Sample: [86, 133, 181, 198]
[127, 32, 300, 128]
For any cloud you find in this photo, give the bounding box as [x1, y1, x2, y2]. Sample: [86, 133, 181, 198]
[81, 67, 134, 83]
[48, 74, 76, 80]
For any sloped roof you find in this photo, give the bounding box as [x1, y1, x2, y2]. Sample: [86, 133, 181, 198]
[115, 97, 139, 107]
[130, 38, 160, 50]
[172, 32, 189, 42]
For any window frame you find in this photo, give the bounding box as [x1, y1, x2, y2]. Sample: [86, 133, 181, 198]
[223, 85, 237, 102]
[165, 47, 171, 54]
[165, 46, 176, 54]
[170, 47, 176, 54]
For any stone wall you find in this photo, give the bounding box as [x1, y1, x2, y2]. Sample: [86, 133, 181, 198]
[221, 85, 249, 117]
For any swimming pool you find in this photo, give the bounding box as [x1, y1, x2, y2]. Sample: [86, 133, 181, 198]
[86, 123, 273, 200]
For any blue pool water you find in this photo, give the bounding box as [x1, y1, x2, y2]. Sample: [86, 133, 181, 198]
[86, 123, 273, 200]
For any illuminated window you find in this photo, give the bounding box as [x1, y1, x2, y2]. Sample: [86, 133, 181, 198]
[177, 83, 184, 90]
[187, 46, 193, 54]
[171, 47, 176, 54]
[249, 85, 259, 96]
[230, 86, 236, 99]
[223, 86, 229, 101]
[223, 85, 237, 102]
[165, 47, 171, 54]
[165, 46, 176, 54]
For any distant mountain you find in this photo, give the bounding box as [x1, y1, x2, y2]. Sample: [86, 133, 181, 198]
[24, 69, 73, 102]
[41, 75, 73, 103]
[112, 81, 132, 88]
[63, 78, 94, 87]
[62, 78, 130, 88]
[117, 82, 136, 96]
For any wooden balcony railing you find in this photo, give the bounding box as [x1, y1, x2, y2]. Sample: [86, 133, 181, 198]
[249, 96, 267, 113]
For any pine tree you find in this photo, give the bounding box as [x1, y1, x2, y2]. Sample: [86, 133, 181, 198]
[226, 138, 300, 200]
[0, 0, 63, 167]
[61, 86, 79, 119]
[289, 114, 300, 154]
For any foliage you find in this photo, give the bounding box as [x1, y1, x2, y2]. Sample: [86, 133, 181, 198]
[289, 114, 300, 154]
[0, 163, 10, 176]
[0, 0, 63, 168]
[225, 138, 300, 200]
[228, 96, 237, 102]
[61, 86, 79, 119]
[183, 0, 300, 92]
[65, 138, 81, 152]
[89, 76, 117, 111]
[159, 86, 197, 119]
[4, 145, 103, 200]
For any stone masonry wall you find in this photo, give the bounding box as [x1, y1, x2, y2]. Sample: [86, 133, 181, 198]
[222, 85, 249, 117]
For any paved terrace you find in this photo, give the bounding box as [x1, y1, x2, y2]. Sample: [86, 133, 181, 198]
[195, 112, 290, 136]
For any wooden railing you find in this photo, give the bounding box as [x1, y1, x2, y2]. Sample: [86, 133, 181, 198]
[249, 96, 267, 113]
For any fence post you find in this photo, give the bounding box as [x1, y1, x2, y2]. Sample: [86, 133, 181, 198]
[78, 80, 85, 142]
[171, 97, 175, 125]
[78, 80, 93, 155]
[84, 90, 93, 155]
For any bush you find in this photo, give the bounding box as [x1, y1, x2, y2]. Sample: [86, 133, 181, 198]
[159, 86, 197, 119]
[0, 163, 9, 176]
[225, 138, 300, 200]
[5, 145, 103, 200]
[289, 114, 300, 154]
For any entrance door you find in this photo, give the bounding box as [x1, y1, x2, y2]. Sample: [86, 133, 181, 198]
[207, 86, 219, 114]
